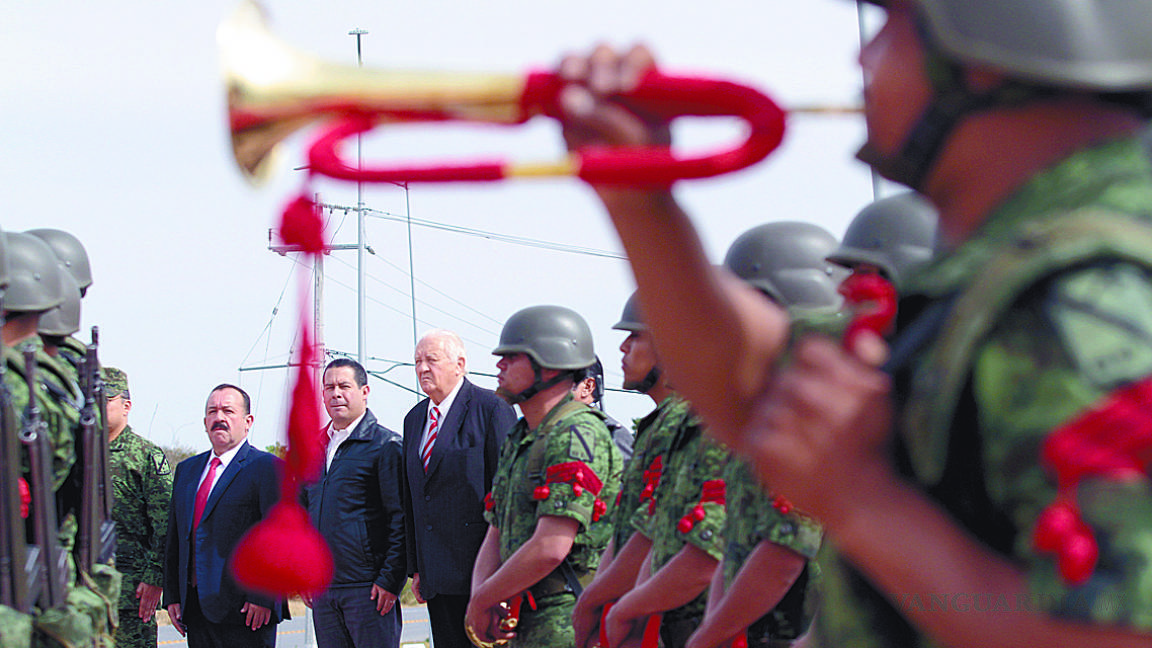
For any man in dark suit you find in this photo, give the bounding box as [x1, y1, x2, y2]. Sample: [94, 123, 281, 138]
[302, 358, 406, 648]
[163, 384, 286, 648]
[402, 330, 516, 648]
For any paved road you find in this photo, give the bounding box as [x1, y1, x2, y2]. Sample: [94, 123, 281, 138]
[157, 605, 433, 648]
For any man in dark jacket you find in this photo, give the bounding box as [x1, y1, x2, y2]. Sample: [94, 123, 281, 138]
[303, 358, 405, 648]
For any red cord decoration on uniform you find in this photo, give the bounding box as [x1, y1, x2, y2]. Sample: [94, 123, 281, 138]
[772, 495, 793, 515]
[640, 457, 664, 514]
[231, 189, 334, 598]
[541, 461, 608, 520]
[678, 479, 726, 533]
[485, 491, 495, 512]
[1034, 376, 1152, 585]
[839, 269, 898, 350]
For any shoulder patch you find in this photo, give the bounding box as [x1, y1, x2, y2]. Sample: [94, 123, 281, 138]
[1048, 264, 1152, 389]
[151, 450, 171, 476]
[568, 424, 594, 463]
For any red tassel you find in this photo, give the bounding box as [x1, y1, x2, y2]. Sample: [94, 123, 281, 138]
[533, 485, 551, 500]
[285, 326, 325, 485]
[231, 500, 334, 597]
[278, 194, 326, 255]
[485, 492, 495, 511]
[593, 498, 607, 522]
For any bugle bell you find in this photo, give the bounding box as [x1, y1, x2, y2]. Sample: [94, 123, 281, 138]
[220, 1, 787, 186]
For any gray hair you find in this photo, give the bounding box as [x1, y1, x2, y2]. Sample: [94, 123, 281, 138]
[418, 329, 467, 369]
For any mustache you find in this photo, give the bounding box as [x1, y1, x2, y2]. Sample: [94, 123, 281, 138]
[211, 421, 229, 432]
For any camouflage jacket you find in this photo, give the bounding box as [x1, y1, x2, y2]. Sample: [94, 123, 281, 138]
[109, 425, 171, 610]
[611, 395, 690, 552]
[485, 394, 623, 577]
[721, 458, 822, 641]
[637, 412, 729, 623]
[818, 137, 1152, 647]
[5, 341, 76, 493]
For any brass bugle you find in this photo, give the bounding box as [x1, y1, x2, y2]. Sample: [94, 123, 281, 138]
[220, 1, 793, 186]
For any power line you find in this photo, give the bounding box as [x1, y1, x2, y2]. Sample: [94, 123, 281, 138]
[320, 202, 626, 259]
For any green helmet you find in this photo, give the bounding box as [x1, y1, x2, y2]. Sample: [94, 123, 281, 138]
[612, 291, 663, 394]
[863, 0, 1152, 91]
[5, 232, 65, 313]
[493, 305, 596, 370]
[26, 228, 92, 295]
[857, 0, 1152, 189]
[612, 291, 646, 332]
[723, 221, 844, 309]
[827, 192, 938, 289]
[38, 266, 81, 337]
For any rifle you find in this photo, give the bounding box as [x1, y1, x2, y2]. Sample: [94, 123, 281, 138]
[76, 326, 116, 574]
[20, 347, 68, 609]
[0, 350, 28, 611]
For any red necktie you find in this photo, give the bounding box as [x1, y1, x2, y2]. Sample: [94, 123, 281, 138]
[193, 457, 222, 530]
[421, 406, 440, 471]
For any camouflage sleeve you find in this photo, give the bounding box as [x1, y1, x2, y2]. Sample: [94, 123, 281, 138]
[670, 438, 730, 561]
[139, 446, 173, 587]
[723, 459, 822, 569]
[533, 414, 615, 532]
[974, 262, 1152, 629]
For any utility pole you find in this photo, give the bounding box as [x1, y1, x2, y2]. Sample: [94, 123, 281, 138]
[350, 27, 369, 366]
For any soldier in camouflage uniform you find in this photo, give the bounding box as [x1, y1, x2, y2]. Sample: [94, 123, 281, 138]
[102, 367, 170, 648]
[557, 1, 1152, 645]
[603, 387, 726, 648]
[466, 305, 622, 648]
[2, 231, 120, 648]
[685, 222, 843, 648]
[571, 292, 685, 648]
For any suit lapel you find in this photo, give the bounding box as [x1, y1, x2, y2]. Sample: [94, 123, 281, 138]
[199, 441, 251, 525]
[425, 380, 470, 477]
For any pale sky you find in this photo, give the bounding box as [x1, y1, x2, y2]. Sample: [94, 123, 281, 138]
[2, 1, 885, 452]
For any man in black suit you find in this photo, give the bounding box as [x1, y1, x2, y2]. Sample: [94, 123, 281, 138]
[402, 330, 516, 648]
[302, 358, 406, 648]
[163, 384, 287, 648]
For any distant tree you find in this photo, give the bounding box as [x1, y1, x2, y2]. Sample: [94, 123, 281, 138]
[161, 443, 197, 468]
[265, 442, 288, 459]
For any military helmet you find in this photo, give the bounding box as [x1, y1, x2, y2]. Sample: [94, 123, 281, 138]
[26, 228, 92, 293]
[827, 192, 938, 288]
[5, 232, 65, 313]
[612, 291, 646, 332]
[493, 305, 596, 370]
[38, 266, 81, 336]
[723, 221, 844, 309]
[861, 0, 1152, 91]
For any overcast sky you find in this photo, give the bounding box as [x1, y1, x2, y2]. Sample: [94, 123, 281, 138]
[2, 0, 885, 453]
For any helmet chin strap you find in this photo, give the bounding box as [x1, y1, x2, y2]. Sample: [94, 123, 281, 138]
[859, 18, 1049, 191]
[626, 366, 662, 395]
[502, 360, 577, 405]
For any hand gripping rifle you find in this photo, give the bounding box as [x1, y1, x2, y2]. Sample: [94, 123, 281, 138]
[76, 326, 116, 574]
[21, 347, 68, 609]
[0, 347, 28, 611]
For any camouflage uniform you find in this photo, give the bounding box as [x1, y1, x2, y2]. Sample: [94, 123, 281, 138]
[636, 409, 728, 648]
[108, 424, 170, 648]
[4, 339, 121, 647]
[611, 395, 691, 553]
[815, 138, 1152, 646]
[719, 459, 822, 647]
[485, 394, 623, 648]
